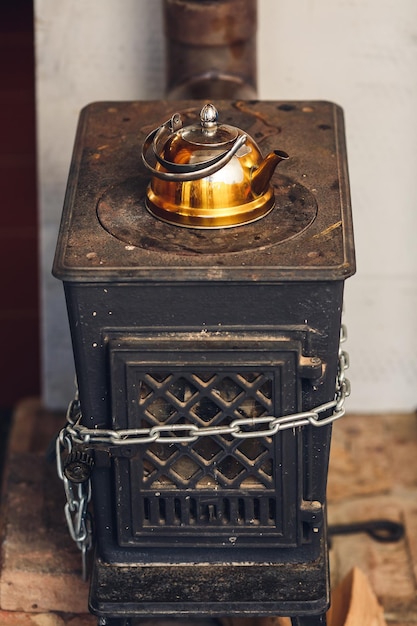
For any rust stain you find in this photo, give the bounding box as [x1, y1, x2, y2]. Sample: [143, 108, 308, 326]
[233, 101, 281, 145]
[234, 101, 279, 130]
[313, 221, 342, 239]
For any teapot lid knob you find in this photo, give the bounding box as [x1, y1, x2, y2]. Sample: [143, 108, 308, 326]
[200, 103, 218, 128]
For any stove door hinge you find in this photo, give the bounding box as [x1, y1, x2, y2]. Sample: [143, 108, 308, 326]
[298, 355, 324, 381]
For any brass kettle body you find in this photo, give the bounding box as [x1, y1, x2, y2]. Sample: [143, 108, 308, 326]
[142, 104, 289, 229]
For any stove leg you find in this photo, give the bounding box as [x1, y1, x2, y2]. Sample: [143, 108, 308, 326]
[291, 615, 327, 626]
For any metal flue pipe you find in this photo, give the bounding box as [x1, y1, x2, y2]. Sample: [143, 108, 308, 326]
[164, 0, 257, 99]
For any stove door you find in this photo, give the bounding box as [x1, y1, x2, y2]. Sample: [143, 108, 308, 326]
[108, 330, 306, 549]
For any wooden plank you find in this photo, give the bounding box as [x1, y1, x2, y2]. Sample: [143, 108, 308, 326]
[328, 413, 417, 502]
[327, 568, 386, 626]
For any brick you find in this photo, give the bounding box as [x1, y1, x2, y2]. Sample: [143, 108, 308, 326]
[0, 611, 35, 625]
[6, 398, 60, 454]
[0, 417, 89, 613]
[0, 612, 95, 625]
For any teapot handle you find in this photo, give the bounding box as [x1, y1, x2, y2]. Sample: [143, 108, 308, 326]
[141, 114, 247, 182]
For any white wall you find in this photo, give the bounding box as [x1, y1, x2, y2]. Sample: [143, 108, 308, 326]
[35, 0, 165, 408]
[35, 0, 417, 412]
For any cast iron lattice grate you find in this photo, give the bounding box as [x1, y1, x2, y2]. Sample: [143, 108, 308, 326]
[132, 371, 279, 530]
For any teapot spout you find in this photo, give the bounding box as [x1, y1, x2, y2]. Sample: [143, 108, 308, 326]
[251, 149, 289, 197]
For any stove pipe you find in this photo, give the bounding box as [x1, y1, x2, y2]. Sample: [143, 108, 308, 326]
[164, 0, 257, 99]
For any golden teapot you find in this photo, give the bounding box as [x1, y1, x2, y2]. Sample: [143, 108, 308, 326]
[142, 103, 289, 228]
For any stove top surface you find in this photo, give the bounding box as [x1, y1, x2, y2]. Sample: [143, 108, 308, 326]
[53, 100, 355, 283]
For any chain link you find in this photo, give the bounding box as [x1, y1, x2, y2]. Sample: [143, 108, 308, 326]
[56, 390, 92, 581]
[56, 325, 350, 576]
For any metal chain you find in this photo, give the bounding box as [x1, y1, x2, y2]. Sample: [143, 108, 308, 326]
[56, 392, 93, 581]
[63, 326, 350, 447]
[56, 324, 350, 576]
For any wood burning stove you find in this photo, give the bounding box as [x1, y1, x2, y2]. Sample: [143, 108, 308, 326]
[54, 99, 355, 625]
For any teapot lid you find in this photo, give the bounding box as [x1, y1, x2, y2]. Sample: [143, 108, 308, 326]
[142, 104, 248, 182]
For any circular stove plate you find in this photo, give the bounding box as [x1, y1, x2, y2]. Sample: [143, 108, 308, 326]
[97, 175, 317, 255]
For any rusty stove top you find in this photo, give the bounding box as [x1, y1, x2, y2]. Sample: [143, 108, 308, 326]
[53, 100, 355, 283]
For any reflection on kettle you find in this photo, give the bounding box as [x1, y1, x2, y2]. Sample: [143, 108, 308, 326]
[142, 103, 289, 228]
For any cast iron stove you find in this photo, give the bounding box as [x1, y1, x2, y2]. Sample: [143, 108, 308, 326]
[53, 99, 355, 625]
